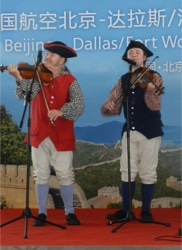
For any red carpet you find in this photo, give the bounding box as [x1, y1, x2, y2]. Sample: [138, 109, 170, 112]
[0, 208, 181, 246]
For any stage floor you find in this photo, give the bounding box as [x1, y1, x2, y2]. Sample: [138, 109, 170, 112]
[1, 208, 181, 249]
[0, 247, 181, 250]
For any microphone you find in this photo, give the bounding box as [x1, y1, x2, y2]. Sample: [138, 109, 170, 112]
[37, 49, 42, 64]
[122, 57, 140, 66]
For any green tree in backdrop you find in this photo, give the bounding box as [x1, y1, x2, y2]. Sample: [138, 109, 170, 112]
[0, 105, 27, 165]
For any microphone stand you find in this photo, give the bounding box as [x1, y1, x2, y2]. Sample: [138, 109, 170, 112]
[0, 52, 66, 238]
[108, 63, 171, 233]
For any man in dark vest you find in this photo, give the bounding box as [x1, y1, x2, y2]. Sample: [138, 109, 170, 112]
[101, 40, 164, 222]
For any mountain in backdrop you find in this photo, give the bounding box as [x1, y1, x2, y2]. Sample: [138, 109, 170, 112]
[75, 121, 181, 147]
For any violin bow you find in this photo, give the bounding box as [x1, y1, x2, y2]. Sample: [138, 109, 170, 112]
[32, 55, 54, 125]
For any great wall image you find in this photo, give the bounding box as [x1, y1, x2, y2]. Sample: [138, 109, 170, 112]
[1, 164, 181, 210]
[0, 164, 90, 209]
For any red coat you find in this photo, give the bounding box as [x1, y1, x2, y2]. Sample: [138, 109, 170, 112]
[26, 73, 76, 151]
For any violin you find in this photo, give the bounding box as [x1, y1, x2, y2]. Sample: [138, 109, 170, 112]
[1, 62, 56, 125]
[130, 67, 164, 94]
[0, 62, 53, 86]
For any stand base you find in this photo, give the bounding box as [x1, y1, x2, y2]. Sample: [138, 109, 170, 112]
[0, 207, 66, 238]
[107, 210, 171, 233]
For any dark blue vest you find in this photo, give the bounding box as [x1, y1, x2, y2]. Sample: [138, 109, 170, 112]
[121, 71, 163, 139]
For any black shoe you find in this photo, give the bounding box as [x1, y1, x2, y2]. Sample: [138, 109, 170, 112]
[107, 209, 127, 221]
[33, 213, 46, 226]
[66, 213, 80, 225]
[141, 211, 153, 222]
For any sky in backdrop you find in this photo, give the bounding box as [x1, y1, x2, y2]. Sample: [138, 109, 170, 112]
[0, 0, 181, 132]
